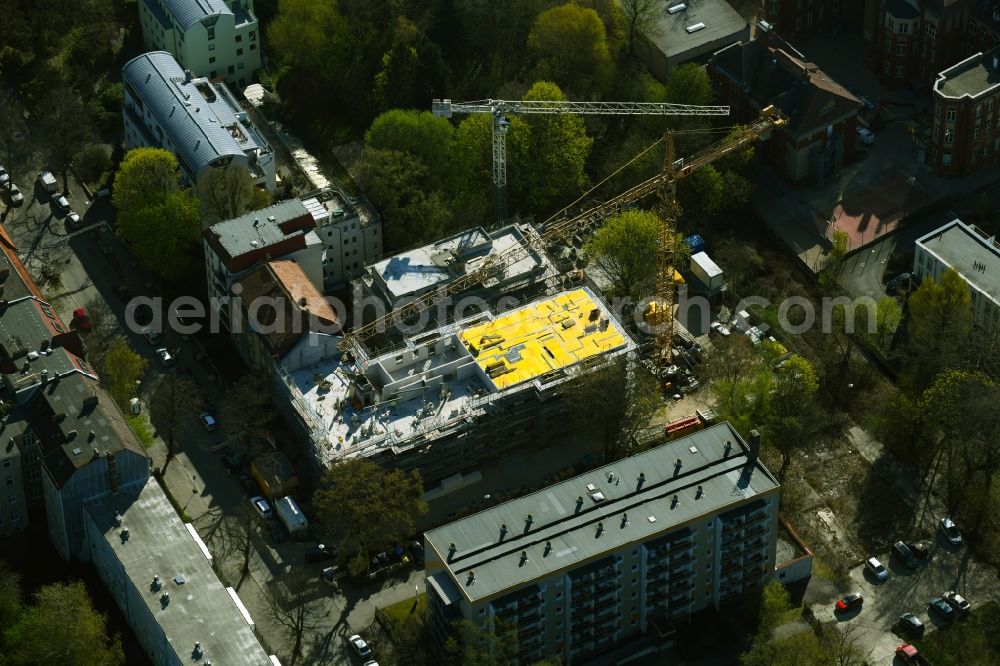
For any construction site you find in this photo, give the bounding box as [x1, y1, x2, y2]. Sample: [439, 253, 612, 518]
[276, 283, 635, 485]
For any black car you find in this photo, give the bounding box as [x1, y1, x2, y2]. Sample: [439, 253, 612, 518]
[306, 543, 336, 563]
[929, 597, 956, 623]
[907, 541, 931, 560]
[893, 541, 919, 569]
[898, 612, 925, 638]
[408, 540, 425, 565]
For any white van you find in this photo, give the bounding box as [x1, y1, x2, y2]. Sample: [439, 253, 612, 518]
[37, 170, 58, 193]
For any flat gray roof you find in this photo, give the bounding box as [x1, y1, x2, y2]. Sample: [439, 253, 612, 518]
[86, 479, 271, 665]
[206, 198, 310, 259]
[935, 48, 1000, 98]
[647, 0, 749, 59]
[917, 219, 1000, 305]
[425, 422, 779, 603]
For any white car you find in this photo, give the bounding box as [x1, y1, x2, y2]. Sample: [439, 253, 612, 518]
[865, 557, 888, 582]
[856, 126, 875, 145]
[939, 516, 962, 546]
[250, 495, 272, 519]
[348, 634, 372, 660]
[710, 321, 731, 336]
[8, 184, 23, 207]
[156, 347, 173, 367]
[0, 166, 9, 187]
[66, 211, 81, 229]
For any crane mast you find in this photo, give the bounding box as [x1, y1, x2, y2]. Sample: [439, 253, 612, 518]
[340, 107, 787, 367]
[432, 98, 730, 224]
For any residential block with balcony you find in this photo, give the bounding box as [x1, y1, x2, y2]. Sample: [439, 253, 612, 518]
[929, 46, 1000, 174]
[423, 423, 781, 664]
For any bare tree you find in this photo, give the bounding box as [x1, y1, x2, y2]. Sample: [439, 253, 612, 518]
[267, 574, 331, 666]
[149, 373, 202, 472]
[197, 163, 270, 225]
[220, 375, 277, 455]
[620, 0, 663, 55]
[37, 86, 94, 194]
[213, 504, 259, 590]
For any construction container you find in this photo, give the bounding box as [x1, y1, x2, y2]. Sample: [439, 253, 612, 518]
[250, 451, 299, 500]
[274, 496, 308, 538]
[690, 252, 724, 292]
[665, 414, 703, 440]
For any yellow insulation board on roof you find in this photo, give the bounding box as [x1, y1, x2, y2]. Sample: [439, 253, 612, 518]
[459, 289, 627, 390]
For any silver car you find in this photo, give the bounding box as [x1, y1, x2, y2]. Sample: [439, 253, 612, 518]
[0, 166, 9, 187]
[865, 557, 888, 582]
[939, 517, 962, 546]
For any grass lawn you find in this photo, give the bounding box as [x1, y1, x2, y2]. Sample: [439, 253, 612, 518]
[894, 601, 1000, 666]
[382, 592, 426, 627]
[127, 413, 155, 449]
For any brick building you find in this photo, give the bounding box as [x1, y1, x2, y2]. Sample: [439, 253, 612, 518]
[759, 0, 862, 37]
[929, 46, 1000, 174]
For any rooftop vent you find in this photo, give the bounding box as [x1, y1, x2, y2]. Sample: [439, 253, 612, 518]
[695, 485, 704, 499]
[591, 491, 606, 502]
[519, 551, 528, 566]
[467, 571, 476, 585]
[120, 527, 130, 541]
[152, 575, 161, 590]
[268, 215, 276, 222]
[71, 447, 82, 456]
[114, 512, 123, 526]
[668, 3, 687, 13]
[689, 446, 698, 454]
[586, 483, 597, 492]
[596, 522, 604, 536]
[671, 494, 679, 509]
[544, 541, 552, 556]
[686, 22, 706, 33]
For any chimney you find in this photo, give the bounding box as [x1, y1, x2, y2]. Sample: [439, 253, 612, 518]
[724, 440, 733, 458]
[749, 429, 761, 459]
[695, 485, 704, 499]
[183, 69, 192, 83]
[596, 522, 604, 536]
[447, 542, 456, 562]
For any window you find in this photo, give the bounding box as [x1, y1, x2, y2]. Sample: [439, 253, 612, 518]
[228, 65, 235, 74]
[250, 43, 256, 51]
[947, 107, 956, 121]
[887, 17, 894, 30]
[210, 70, 217, 78]
[989, 99, 995, 112]
[2, 460, 9, 468]
[977, 104, 983, 118]
[943, 153, 952, 165]
[807, 11, 813, 26]
[929, 48, 935, 63]
[238, 62, 245, 70]
[209, 56, 216, 63]
[896, 42, 906, 55]
[236, 35, 242, 43]
[899, 22, 909, 34]
[237, 48, 244, 56]
[885, 36, 892, 50]
[4, 478, 11, 487]
[768, 0, 777, 12]
[7, 495, 14, 504]
[927, 23, 936, 39]
[833, 0, 839, 9]
[818, 6, 823, 19]
[974, 126, 980, 140]
[884, 61, 891, 74]
[896, 64, 905, 79]
[250, 29, 257, 41]
[934, 104, 941, 119]
[207, 26, 215, 40]
[944, 128, 953, 145]
[208, 42, 215, 51]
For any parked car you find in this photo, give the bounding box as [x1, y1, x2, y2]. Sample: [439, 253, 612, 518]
[856, 126, 876, 145]
[142, 327, 162, 345]
[8, 184, 23, 207]
[348, 635, 372, 660]
[943, 590, 971, 614]
[928, 596, 956, 622]
[898, 613, 924, 638]
[408, 540, 425, 565]
[363, 661, 380, 666]
[835, 592, 863, 612]
[0, 166, 9, 187]
[896, 644, 923, 663]
[306, 543, 336, 563]
[238, 473, 256, 494]
[250, 495, 272, 519]
[865, 557, 888, 582]
[906, 541, 931, 560]
[156, 347, 173, 367]
[37, 170, 57, 193]
[70, 307, 92, 331]
[940, 517, 962, 546]
[52, 193, 70, 214]
[893, 541, 919, 569]
[66, 211, 82, 229]
[199, 412, 218, 432]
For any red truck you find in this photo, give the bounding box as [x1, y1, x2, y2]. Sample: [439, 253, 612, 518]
[895, 644, 932, 665]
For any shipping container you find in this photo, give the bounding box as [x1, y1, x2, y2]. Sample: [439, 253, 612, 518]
[250, 451, 299, 500]
[274, 496, 308, 537]
[690, 251, 724, 291]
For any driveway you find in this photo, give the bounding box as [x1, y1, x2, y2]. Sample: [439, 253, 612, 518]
[811, 539, 996, 665]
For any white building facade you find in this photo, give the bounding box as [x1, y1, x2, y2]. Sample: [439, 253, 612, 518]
[123, 51, 276, 192]
[300, 187, 383, 290]
[138, 0, 261, 88]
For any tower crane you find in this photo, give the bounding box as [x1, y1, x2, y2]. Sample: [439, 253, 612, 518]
[339, 106, 787, 372]
[431, 98, 730, 224]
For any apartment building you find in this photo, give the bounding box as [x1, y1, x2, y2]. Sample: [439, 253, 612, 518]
[424, 423, 781, 664]
[914, 218, 1000, 330]
[122, 51, 275, 192]
[872, 0, 972, 89]
[138, 0, 261, 87]
[709, 29, 861, 185]
[300, 186, 383, 290]
[275, 284, 635, 484]
[928, 46, 1000, 174]
[760, 0, 861, 37]
[634, 0, 749, 81]
[203, 198, 324, 330]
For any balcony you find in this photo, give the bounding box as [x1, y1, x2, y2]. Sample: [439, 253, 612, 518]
[594, 597, 617, 613]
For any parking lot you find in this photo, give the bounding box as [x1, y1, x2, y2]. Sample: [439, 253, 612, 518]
[811, 531, 999, 665]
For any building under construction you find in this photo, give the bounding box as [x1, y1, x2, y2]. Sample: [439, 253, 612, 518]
[275, 283, 636, 486]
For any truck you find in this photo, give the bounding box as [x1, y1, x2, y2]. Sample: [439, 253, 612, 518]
[274, 496, 308, 538]
[250, 451, 299, 500]
[689, 251, 724, 292]
[37, 170, 58, 193]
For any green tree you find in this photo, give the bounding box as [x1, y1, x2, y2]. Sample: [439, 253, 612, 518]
[679, 164, 725, 218]
[365, 109, 455, 180]
[356, 148, 452, 249]
[903, 268, 972, 393]
[100, 337, 148, 410]
[527, 3, 614, 95]
[313, 459, 427, 576]
[113, 148, 202, 280]
[585, 209, 659, 297]
[714, 236, 765, 300]
[757, 579, 791, 635]
[871, 295, 902, 348]
[372, 17, 446, 112]
[0, 561, 22, 630]
[74, 143, 111, 187]
[509, 81, 593, 215]
[665, 63, 714, 107]
[37, 86, 94, 194]
[830, 229, 850, 261]
[4, 582, 123, 666]
[219, 375, 277, 454]
[448, 113, 494, 226]
[445, 618, 518, 666]
[268, 0, 352, 87]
